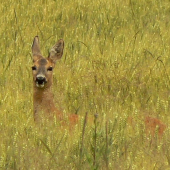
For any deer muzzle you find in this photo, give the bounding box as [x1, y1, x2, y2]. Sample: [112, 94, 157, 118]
[36, 75, 47, 88]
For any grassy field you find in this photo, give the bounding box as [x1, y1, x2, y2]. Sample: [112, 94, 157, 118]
[1, 0, 170, 169]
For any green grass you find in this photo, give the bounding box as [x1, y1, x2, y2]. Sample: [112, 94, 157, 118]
[1, 0, 170, 169]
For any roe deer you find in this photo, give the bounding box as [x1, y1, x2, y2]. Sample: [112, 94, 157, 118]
[145, 116, 166, 139]
[128, 116, 166, 139]
[31, 36, 78, 125]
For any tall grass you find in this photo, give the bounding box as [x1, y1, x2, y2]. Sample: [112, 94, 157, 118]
[0, 0, 170, 169]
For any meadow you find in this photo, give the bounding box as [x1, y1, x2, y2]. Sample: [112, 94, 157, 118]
[0, 0, 170, 169]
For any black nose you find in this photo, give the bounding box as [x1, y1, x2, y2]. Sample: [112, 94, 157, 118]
[36, 76, 46, 84]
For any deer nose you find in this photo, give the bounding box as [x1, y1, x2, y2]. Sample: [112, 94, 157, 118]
[36, 75, 46, 84]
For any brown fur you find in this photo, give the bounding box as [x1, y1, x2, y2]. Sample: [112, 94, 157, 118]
[128, 116, 166, 139]
[32, 36, 78, 126]
[145, 116, 166, 138]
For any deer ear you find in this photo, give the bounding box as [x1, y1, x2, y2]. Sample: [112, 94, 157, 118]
[48, 39, 64, 64]
[32, 36, 42, 62]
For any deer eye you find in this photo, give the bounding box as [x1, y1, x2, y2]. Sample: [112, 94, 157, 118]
[47, 66, 53, 71]
[32, 66, 37, 71]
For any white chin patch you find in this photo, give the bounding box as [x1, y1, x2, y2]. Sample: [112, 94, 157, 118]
[36, 82, 45, 88]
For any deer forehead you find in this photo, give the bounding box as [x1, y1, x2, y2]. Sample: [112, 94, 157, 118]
[34, 58, 52, 68]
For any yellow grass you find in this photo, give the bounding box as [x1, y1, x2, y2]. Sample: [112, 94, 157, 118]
[0, 0, 170, 169]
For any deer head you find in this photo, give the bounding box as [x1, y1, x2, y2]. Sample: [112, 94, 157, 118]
[32, 36, 64, 89]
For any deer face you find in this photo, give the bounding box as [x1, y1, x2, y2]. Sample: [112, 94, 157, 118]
[32, 36, 64, 89]
[32, 58, 54, 88]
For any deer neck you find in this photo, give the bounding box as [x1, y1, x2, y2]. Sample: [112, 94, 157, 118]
[34, 86, 54, 103]
[33, 84, 57, 119]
